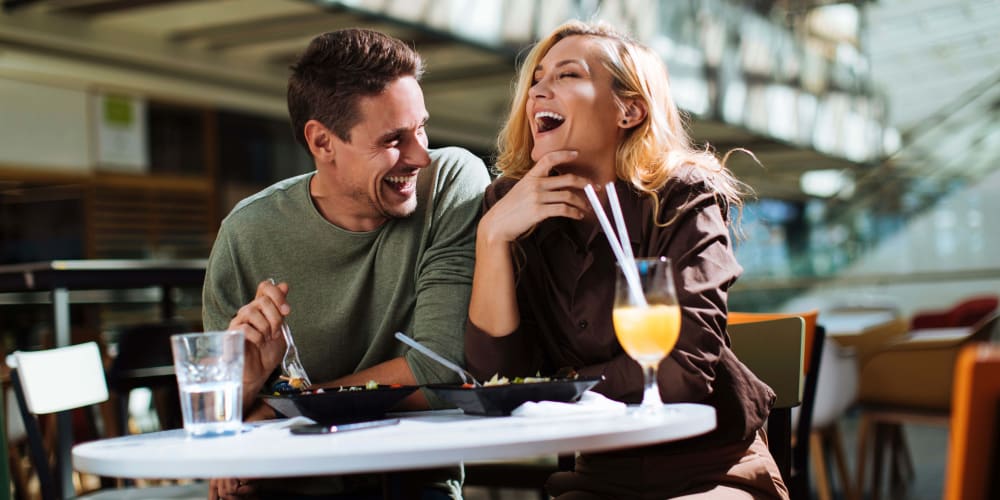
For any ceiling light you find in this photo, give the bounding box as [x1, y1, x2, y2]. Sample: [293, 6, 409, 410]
[800, 169, 854, 198]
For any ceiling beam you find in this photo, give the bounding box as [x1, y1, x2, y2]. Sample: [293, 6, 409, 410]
[47, 0, 193, 16]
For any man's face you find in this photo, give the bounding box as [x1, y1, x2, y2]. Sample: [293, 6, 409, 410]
[329, 76, 430, 227]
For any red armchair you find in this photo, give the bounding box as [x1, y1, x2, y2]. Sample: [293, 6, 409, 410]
[910, 295, 998, 330]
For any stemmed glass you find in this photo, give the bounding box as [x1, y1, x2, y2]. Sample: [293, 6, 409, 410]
[612, 257, 681, 415]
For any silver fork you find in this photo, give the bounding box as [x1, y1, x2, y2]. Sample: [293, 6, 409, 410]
[394, 332, 481, 387]
[269, 278, 311, 389]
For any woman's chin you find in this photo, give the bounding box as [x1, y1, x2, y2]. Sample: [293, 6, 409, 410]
[530, 143, 556, 163]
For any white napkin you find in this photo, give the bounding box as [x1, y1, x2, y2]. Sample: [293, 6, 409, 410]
[511, 390, 627, 418]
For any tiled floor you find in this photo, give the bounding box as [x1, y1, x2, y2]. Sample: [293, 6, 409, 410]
[464, 409, 951, 500]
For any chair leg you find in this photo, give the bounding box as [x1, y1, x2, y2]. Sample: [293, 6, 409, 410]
[891, 424, 915, 482]
[871, 422, 888, 500]
[809, 431, 832, 500]
[856, 414, 871, 499]
[116, 391, 131, 436]
[828, 424, 857, 500]
[887, 424, 904, 490]
[8, 443, 31, 500]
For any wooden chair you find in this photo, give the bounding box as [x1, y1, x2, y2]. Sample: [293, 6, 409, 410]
[856, 312, 1000, 500]
[8, 342, 208, 500]
[728, 316, 805, 487]
[944, 342, 1000, 500]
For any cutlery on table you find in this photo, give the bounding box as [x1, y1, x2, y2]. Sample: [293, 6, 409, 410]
[394, 332, 482, 388]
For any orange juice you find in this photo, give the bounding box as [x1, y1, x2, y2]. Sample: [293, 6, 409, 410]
[613, 304, 681, 364]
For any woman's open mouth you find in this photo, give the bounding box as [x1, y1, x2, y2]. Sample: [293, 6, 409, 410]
[534, 111, 565, 134]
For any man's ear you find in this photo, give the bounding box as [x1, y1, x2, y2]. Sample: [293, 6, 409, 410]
[617, 98, 648, 129]
[303, 119, 336, 163]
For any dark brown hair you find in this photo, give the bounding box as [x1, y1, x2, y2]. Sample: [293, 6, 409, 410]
[287, 28, 424, 150]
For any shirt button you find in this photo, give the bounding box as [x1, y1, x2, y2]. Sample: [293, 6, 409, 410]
[578, 320, 588, 329]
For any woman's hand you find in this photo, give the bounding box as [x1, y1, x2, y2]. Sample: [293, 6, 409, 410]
[468, 149, 592, 338]
[479, 150, 591, 244]
[228, 280, 290, 398]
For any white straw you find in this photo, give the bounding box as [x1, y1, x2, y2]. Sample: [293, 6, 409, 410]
[584, 184, 646, 306]
[605, 182, 636, 264]
[605, 182, 644, 302]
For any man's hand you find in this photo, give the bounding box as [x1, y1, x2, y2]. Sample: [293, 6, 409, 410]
[228, 280, 291, 400]
[209, 477, 258, 499]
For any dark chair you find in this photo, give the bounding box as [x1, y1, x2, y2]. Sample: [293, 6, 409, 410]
[107, 320, 192, 435]
[792, 324, 826, 499]
[728, 316, 806, 488]
[730, 312, 825, 498]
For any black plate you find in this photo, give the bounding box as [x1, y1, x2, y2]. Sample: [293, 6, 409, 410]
[262, 385, 418, 425]
[426, 377, 603, 416]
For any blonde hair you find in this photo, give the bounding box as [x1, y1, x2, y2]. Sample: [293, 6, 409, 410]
[496, 20, 749, 225]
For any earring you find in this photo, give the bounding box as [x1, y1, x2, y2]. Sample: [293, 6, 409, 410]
[621, 119, 628, 125]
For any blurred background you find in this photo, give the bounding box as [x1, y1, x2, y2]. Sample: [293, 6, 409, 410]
[0, 1, 997, 499]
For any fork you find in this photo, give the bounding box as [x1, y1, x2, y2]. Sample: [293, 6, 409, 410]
[394, 332, 481, 387]
[268, 278, 312, 389]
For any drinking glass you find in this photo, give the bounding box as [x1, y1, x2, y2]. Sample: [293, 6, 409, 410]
[612, 257, 681, 415]
[170, 330, 244, 437]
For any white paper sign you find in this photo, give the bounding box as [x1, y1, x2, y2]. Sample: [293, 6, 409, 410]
[93, 93, 149, 172]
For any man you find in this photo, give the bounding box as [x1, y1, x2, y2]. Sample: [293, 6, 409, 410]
[202, 28, 490, 499]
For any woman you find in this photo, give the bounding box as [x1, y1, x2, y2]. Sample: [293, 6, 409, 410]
[466, 20, 789, 499]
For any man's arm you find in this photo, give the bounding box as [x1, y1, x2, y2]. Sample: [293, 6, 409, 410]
[321, 357, 427, 409]
[203, 228, 288, 412]
[404, 148, 491, 389]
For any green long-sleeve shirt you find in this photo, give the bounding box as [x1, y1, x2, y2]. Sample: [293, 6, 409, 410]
[203, 147, 489, 388]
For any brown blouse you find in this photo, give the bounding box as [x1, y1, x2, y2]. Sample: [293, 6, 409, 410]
[466, 166, 774, 446]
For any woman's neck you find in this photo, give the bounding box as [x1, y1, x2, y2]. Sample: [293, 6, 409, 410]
[555, 157, 617, 186]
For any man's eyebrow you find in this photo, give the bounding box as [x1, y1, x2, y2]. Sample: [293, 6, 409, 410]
[377, 115, 430, 143]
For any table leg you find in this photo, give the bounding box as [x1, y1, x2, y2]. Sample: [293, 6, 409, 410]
[53, 287, 75, 499]
[54, 287, 70, 347]
[161, 285, 175, 320]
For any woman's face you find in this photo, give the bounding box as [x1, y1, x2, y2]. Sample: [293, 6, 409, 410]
[527, 35, 624, 166]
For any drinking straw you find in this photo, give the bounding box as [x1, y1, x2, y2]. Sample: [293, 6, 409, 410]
[605, 182, 636, 264]
[583, 184, 646, 306]
[605, 182, 644, 302]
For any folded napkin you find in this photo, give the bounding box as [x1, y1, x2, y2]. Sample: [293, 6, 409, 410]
[511, 390, 627, 418]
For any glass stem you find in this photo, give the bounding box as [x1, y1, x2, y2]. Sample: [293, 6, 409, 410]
[641, 364, 663, 409]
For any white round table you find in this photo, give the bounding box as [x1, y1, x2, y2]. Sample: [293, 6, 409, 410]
[73, 404, 716, 479]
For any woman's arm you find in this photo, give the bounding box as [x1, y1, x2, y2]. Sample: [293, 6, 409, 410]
[650, 184, 742, 403]
[468, 150, 589, 337]
[468, 212, 521, 336]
